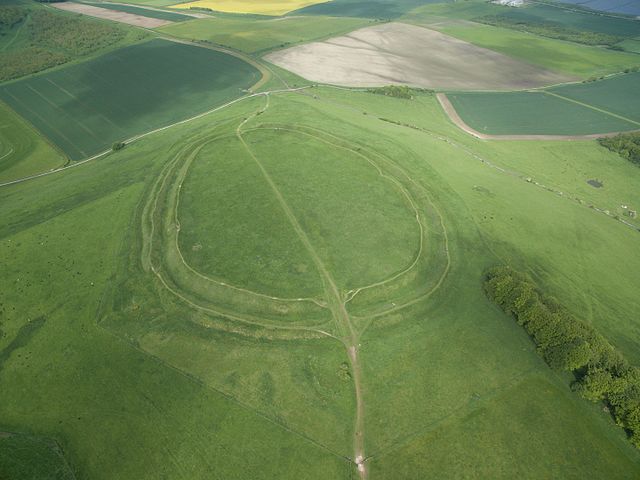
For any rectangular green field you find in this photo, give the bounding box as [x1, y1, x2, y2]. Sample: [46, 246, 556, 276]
[435, 23, 640, 78]
[550, 72, 640, 124]
[159, 15, 371, 53]
[0, 39, 260, 160]
[289, 0, 444, 19]
[478, 3, 640, 37]
[617, 38, 640, 53]
[83, 2, 195, 21]
[0, 100, 65, 184]
[446, 91, 637, 136]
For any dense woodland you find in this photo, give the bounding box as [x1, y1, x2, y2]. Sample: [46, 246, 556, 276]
[485, 266, 640, 449]
[599, 132, 640, 167]
[0, 7, 130, 82]
[475, 15, 624, 46]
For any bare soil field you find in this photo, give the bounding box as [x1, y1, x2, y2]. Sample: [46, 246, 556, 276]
[105, 2, 208, 17]
[51, 2, 174, 28]
[265, 22, 573, 90]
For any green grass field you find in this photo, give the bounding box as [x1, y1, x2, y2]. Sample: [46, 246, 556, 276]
[550, 72, 640, 123]
[0, 100, 65, 183]
[445, 72, 640, 135]
[2, 2, 640, 474]
[0, 38, 260, 160]
[107, 0, 178, 6]
[480, 3, 640, 37]
[0, 433, 75, 480]
[618, 38, 640, 53]
[290, 0, 446, 18]
[446, 91, 638, 135]
[159, 15, 372, 53]
[83, 1, 195, 21]
[439, 23, 640, 77]
[2, 83, 640, 478]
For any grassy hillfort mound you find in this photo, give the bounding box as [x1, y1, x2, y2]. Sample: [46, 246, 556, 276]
[1, 0, 640, 478]
[265, 22, 572, 90]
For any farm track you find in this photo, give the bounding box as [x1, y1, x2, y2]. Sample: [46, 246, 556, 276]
[243, 124, 429, 305]
[436, 93, 640, 140]
[236, 99, 368, 476]
[141, 126, 334, 337]
[129, 90, 452, 477]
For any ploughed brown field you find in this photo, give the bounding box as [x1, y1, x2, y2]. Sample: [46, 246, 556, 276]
[265, 22, 573, 90]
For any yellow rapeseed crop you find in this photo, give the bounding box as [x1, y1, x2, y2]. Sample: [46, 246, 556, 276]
[172, 0, 323, 16]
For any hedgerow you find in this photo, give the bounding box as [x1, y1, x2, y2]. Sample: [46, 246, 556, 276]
[598, 132, 640, 167]
[485, 266, 640, 449]
[475, 15, 624, 47]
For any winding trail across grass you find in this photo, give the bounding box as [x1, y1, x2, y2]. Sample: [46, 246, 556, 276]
[236, 95, 368, 478]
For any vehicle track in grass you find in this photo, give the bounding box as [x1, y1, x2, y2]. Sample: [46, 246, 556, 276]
[243, 124, 429, 305]
[236, 95, 368, 477]
[141, 121, 334, 336]
[136, 93, 453, 476]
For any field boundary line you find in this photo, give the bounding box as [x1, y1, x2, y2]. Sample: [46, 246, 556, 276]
[142, 128, 331, 334]
[543, 90, 640, 127]
[2, 90, 87, 158]
[171, 134, 328, 306]
[156, 35, 272, 92]
[244, 124, 427, 303]
[0, 86, 311, 189]
[1, 13, 28, 52]
[255, 121, 451, 319]
[45, 78, 126, 135]
[436, 93, 640, 140]
[0, 148, 14, 161]
[101, 1, 205, 18]
[365, 367, 539, 461]
[151, 264, 334, 335]
[25, 84, 102, 142]
[95, 322, 352, 463]
[378, 100, 640, 233]
[237, 99, 368, 477]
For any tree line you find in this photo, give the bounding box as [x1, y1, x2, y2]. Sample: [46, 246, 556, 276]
[599, 132, 640, 167]
[367, 85, 434, 100]
[484, 266, 640, 449]
[475, 15, 625, 47]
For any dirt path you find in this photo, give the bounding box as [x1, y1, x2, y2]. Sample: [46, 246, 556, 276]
[436, 93, 637, 141]
[237, 98, 368, 478]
